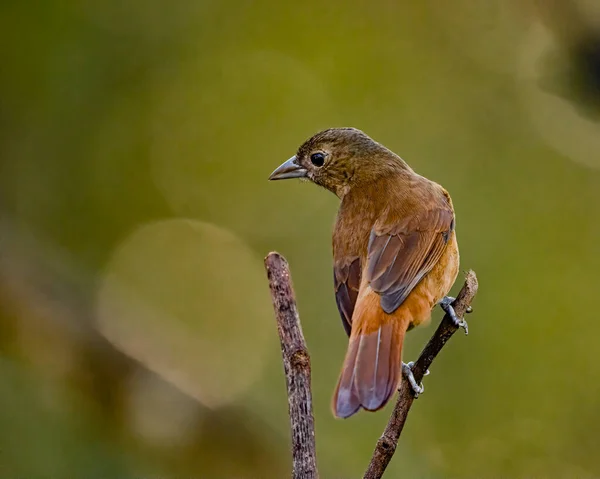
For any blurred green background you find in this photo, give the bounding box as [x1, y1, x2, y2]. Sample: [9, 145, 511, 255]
[1, 0, 600, 477]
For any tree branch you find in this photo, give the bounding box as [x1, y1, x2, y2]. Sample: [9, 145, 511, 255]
[265, 252, 318, 479]
[265, 250, 478, 479]
[364, 270, 479, 479]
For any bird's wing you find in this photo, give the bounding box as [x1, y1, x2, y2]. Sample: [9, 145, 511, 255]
[334, 257, 361, 336]
[366, 206, 455, 313]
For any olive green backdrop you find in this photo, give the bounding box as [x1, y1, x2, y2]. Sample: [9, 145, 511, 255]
[1, 1, 599, 477]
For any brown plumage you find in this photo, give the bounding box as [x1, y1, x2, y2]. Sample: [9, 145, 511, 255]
[269, 128, 460, 418]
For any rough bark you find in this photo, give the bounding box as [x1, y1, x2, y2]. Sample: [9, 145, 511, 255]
[265, 250, 479, 479]
[363, 270, 478, 479]
[265, 252, 318, 479]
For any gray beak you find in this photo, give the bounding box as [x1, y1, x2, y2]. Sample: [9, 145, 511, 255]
[268, 156, 308, 181]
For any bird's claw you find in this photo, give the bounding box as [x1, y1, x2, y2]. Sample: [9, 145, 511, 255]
[440, 296, 469, 335]
[402, 361, 428, 398]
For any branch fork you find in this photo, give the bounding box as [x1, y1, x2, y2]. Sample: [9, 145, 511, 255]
[265, 252, 478, 479]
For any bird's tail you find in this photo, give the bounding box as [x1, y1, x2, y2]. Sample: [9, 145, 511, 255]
[332, 290, 410, 419]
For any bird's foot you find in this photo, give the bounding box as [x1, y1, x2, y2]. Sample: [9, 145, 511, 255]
[439, 296, 469, 335]
[402, 361, 429, 398]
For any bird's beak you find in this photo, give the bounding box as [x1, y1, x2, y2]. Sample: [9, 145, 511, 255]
[268, 156, 308, 181]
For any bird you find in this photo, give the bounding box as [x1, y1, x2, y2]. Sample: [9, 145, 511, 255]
[268, 128, 466, 419]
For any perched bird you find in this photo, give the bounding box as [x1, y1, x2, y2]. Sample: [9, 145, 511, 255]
[269, 128, 466, 419]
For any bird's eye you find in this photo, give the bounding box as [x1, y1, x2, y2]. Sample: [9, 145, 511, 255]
[310, 152, 325, 167]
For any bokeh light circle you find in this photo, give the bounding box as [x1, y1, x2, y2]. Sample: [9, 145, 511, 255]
[148, 49, 338, 225]
[96, 219, 273, 408]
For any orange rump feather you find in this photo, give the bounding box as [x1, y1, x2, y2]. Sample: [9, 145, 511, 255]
[332, 287, 411, 418]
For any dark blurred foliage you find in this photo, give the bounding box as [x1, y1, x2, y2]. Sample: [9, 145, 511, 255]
[0, 0, 600, 477]
[533, 0, 600, 118]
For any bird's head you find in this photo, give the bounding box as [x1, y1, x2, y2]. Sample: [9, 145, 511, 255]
[269, 128, 408, 197]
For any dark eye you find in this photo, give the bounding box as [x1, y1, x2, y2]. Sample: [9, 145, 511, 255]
[310, 152, 325, 167]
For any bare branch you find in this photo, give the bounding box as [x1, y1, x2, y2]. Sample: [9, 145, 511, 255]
[265, 252, 319, 479]
[364, 270, 479, 479]
[265, 250, 478, 479]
